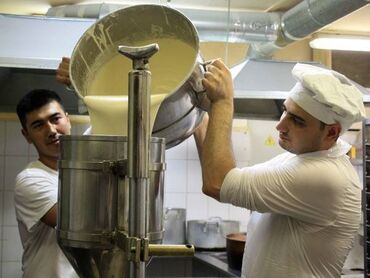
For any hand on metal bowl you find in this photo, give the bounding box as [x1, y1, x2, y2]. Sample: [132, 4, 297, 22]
[56, 56, 72, 87]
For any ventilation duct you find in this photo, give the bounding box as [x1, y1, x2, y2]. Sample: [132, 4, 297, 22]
[47, 0, 370, 58]
[0, 1, 369, 117]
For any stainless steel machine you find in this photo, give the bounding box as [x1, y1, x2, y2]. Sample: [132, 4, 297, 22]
[56, 4, 207, 278]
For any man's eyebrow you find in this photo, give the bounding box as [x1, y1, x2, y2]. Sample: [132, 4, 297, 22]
[282, 104, 306, 123]
[30, 112, 61, 127]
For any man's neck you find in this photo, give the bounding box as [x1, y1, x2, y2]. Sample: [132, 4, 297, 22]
[39, 156, 58, 171]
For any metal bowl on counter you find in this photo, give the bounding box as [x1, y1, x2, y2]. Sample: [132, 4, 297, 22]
[187, 217, 240, 250]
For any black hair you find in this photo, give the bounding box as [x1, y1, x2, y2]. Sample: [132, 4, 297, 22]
[16, 89, 65, 130]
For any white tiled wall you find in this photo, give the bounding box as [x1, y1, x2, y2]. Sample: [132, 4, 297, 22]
[0, 121, 27, 278]
[0, 118, 283, 277]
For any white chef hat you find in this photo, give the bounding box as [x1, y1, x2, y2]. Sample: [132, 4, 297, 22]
[288, 63, 366, 134]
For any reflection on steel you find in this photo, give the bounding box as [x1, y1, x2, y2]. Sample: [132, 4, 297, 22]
[119, 43, 159, 278]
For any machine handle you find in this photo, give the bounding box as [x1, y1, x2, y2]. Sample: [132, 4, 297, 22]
[148, 244, 195, 257]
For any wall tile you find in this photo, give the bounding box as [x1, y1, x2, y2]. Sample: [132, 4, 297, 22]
[236, 160, 249, 168]
[246, 120, 284, 165]
[229, 205, 250, 231]
[2, 226, 22, 261]
[5, 122, 28, 156]
[28, 156, 38, 163]
[0, 191, 3, 233]
[232, 131, 250, 162]
[187, 136, 199, 160]
[0, 122, 5, 155]
[166, 140, 187, 160]
[164, 160, 187, 193]
[187, 160, 202, 193]
[71, 124, 79, 135]
[164, 193, 186, 209]
[3, 191, 17, 226]
[28, 144, 38, 157]
[4, 156, 28, 190]
[2, 262, 23, 278]
[186, 193, 208, 220]
[207, 198, 229, 220]
[0, 156, 4, 190]
[72, 123, 90, 135]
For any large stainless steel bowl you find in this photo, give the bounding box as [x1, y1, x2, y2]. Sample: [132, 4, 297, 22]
[70, 4, 208, 148]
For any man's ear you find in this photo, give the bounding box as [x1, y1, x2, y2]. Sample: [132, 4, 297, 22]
[327, 123, 341, 140]
[21, 128, 32, 144]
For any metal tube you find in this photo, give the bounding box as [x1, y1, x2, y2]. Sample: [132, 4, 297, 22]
[282, 0, 370, 41]
[248, 0, 369, 58]
[128, 69, 150, 278]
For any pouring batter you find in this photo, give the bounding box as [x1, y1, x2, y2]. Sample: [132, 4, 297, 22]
[60, 38, 197, 136]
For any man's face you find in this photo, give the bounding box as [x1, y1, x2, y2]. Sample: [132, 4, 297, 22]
[275, 98, 329, 155]
[22, 101, 71, 161]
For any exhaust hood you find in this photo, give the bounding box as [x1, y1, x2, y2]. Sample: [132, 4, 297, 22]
[0, 14, 95, 114]
[231, 59, 297, 120]
[231, 59, 370, 120]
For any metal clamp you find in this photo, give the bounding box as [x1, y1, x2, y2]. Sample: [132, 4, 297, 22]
[59, 159, 126, 173]
[116, 230, 150, 262]
[59, 159, 164, 176]
[116, 230, 195, 261]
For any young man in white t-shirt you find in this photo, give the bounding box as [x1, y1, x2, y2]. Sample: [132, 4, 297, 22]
[14, 89, 78, 277]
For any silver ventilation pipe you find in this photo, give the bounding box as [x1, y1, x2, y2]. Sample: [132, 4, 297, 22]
[47, 1, 370, 59]
[248, 0, 370, 58]
[47, 4, 281, 43]
[177, 9, 281, 43]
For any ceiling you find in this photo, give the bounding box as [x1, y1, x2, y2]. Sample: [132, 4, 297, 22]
[0, 0, 370, 36]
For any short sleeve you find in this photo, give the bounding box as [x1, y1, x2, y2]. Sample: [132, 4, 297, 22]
[15, 171, 57, 231]
[220, 157, 348, 226]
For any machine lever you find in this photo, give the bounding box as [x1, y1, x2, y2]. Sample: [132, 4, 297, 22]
[118, 43, 159, 70]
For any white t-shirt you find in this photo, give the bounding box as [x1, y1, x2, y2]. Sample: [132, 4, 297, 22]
[220, 139, 361, 278]
[14, 160, 78, 278]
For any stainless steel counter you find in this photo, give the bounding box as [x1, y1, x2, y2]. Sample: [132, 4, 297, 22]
[146, 251, 241, 277]
[195, 251, 241, 277]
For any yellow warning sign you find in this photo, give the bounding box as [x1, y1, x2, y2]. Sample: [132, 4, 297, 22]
[265, 135, 275, 146]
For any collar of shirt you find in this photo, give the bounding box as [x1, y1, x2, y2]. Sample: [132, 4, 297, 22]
[298, 138, 351, 159]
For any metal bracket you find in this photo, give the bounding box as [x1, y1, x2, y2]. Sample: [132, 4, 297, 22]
[59, 159, 164, 177]
[116, 230, 150, 262]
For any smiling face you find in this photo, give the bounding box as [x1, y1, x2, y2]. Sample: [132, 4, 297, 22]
[275, 98, 340, 155]
[22, 101, 71, 169]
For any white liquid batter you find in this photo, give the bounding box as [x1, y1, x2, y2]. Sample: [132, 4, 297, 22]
[82, 38, 197, 136]
[84, 94, 167, 136]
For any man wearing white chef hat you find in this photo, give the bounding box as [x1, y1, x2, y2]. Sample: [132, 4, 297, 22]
[195, 61, 366, 278]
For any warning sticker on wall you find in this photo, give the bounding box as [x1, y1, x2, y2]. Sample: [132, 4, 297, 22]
[264, 135, 275, 146]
